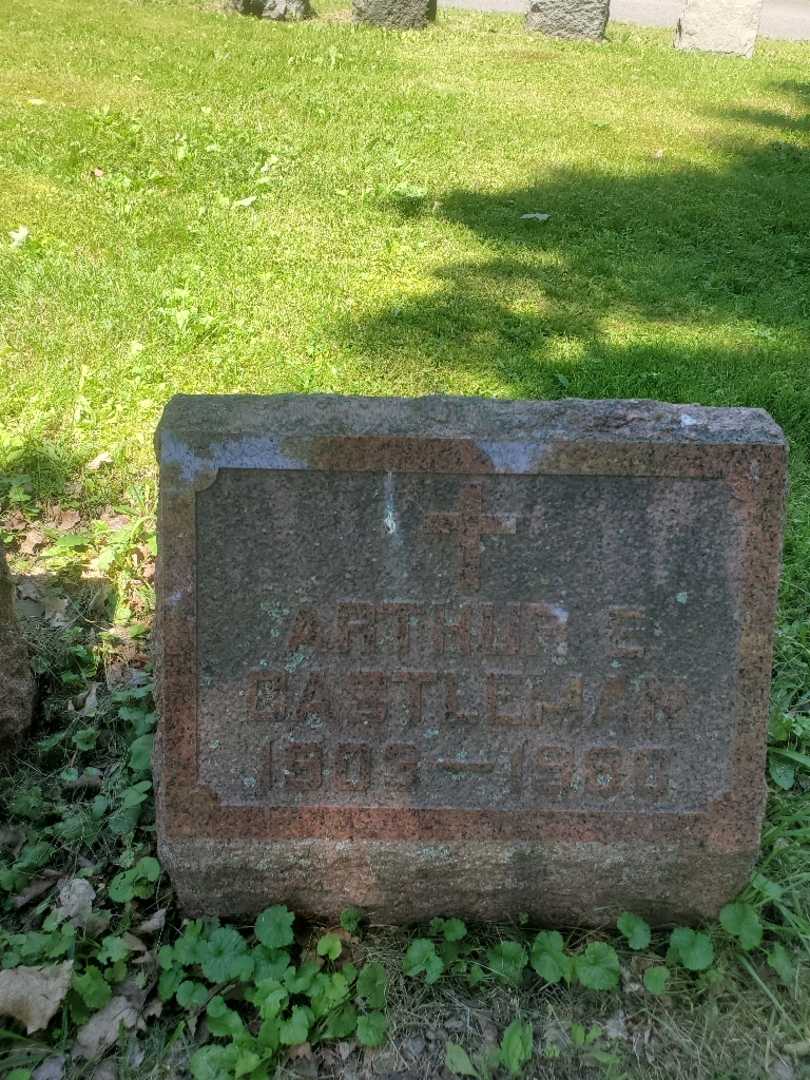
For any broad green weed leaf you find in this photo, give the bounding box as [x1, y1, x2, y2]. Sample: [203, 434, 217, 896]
[129, 734, 154, 772]
[200, 926, 253, 983]
[530, 931, 572, 985]
[73, 965, 111, 1010]
[279, 1005, 312, 1045]
[643, 966, 670, 994]
[719, 903, 763, 951]
[751, 873, 783, 902]
[357, 962, 387, 1008]
[574, 942, 620, 990]
[499, 1019, 533, 1076]
[669, 928, 714, 972]
[316, 933, 342, 960]
[255, 905, 295, 949]
[136, 856, 161, 882]
[175, 921, 206, 966]
[252, 982, 288, 1020]
[403, 939, 444, 984]
[177, 980, 209, 1008]
[357, 1011, 387, 1047]
[486, 940, 527, 985]
[767, 942, 795, 988]
[442, 918, 467, 942]
[617, 912, 651, 951]
[252, 945, 290, 982]
[324, 1002, 357, 1038]
[769, 760, 796, 789]
[108, 870, 137, 903]
[446, 1042, 478, 1076]
[72, 728, 97, 751]
[97, 936, 129, 965]
[340, 907, 362, 934]
[158, 967, 184, 1001]
[234, 1048, 261, 1079]
[190, 1044, 239, 1080]
[206, 995, 244, 1038]
[308, 972, 349, 1018]
[284, 960, 319, 994]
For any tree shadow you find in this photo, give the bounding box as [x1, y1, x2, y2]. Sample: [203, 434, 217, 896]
[339, 81, 810, 450]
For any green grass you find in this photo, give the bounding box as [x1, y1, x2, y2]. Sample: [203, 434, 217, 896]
[1, 1, 810, 1077]
[1, 0, 810, 498]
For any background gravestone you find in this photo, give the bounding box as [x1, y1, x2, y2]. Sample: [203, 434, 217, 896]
[526, 0, 610, 40]
[674, 0, 764, 58]
[231, 0, 312, 23]
[0, 542, 33, 747]
[154, 395, 785, 925]
[352, 0, 436, 31]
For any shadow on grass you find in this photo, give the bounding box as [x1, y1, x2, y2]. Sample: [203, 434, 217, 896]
[340, 81, 810, 452]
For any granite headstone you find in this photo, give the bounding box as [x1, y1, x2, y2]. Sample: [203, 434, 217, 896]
[352, 0, 436, 30]
[154, 395, 785, 925]
[526, 0, 610, 40]
[675, 0, 764, 57]
[1, 542, 33, 747]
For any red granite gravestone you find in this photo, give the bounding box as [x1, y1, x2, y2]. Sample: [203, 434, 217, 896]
[154, 396, 786, 925]
[1, 541, 33, 748]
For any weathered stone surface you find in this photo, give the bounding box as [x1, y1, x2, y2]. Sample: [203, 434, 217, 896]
[0, 542, 33, 747]
[526, 0, 609, 40]
[674, 0, 763, 58]
[352, 0, 436, 30]
[232, 0, 311, 22]
[154, 395, 786, 925]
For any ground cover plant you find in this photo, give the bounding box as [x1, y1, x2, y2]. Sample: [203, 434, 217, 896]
[1, 0, 810, 1075]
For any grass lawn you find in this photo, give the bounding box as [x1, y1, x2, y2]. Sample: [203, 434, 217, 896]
[1, 0, 810, 1077]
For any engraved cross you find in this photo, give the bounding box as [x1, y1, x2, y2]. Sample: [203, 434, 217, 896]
[426, 482, 517, 592]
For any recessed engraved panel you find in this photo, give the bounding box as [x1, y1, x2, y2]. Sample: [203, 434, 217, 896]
[196, 470, 738, 812]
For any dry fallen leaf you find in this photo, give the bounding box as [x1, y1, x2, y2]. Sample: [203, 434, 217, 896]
[56, 877, 96, 928]
[32, 1054, 66, 1080]
[90, 1061, 117, 1080]
[42, 592, 70, 627]
[86, 451, 112, 470]
[55, 509, 81, 531]
[122, 932, 147, 954]
[135, 908, 166, 935]
[12, 870, 61, 909]
[9, 225, 30, 249]
[78, 682, 99, 718]
[0, 825, 25, 853]
[0, 961, 73, 1033]
[142, 995, 163, 1019]
[73, 995, 142, 1059]
[100, 510, 130, 529]
[3, 510, 28, 531]
[17, 579, 41, 601]
[20, 529, 45, 556]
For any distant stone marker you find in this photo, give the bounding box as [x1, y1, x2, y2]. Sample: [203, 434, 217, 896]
[526, 0, 610, 39]
[231, 0, 311, 22]
[155, 395, 785, 924]
[0, 543, 33, 747]
[675, 0, 763, 57]
[352, 0, 436, 30]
